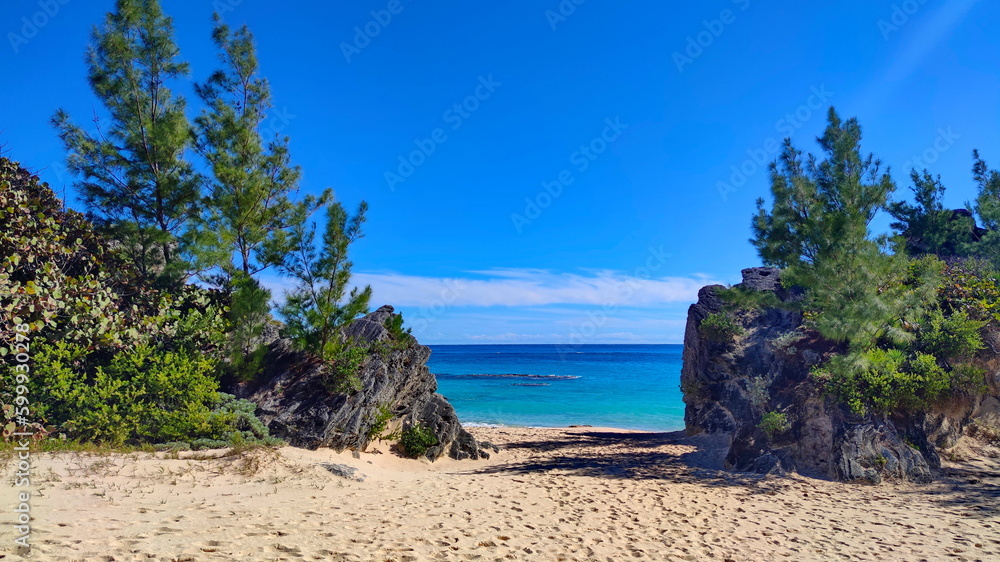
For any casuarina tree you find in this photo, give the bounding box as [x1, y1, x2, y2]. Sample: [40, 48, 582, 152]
[52, 0, 199, 286]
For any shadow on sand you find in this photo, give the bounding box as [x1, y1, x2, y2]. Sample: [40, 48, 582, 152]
[459, 429, 783, 490]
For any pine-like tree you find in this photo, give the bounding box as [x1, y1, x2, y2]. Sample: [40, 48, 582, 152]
[750, 108, 933, 346]
[52, 0, 198, 285]
[751, 108, 895, 274]
[968, 150, 1000, 266]
[888, 170, 976, 257]
[277, 198, 373, 360]
[191, 15, 306, 285]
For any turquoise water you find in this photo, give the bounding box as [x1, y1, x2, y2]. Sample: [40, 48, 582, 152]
[427, 344, 686, 431]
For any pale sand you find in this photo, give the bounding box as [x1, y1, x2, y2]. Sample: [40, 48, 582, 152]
[2, 427, 999, 561]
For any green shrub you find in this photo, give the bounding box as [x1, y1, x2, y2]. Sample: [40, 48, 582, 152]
[920, 309, 986, 360]
[937, 259, 1000, 322]
[324, 341, 368, 394]
[716, 285, 782, 311]
[771, 329, 806, 354]
[400, 423, 438, 458]
[225, 272, 273, 382]
[758, 411, 790, 439]
[746, 376, 770, 411]
[11, 341, 278, 448]
[366, 404, 394, 442]
[951, 363, 988, 394]
[873, 454, 888, 469]
[817, 348, 954, 415]
[699, 312, 743, 342]
[384, 313, 412, 343]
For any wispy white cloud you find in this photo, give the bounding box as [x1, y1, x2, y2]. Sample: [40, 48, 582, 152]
[258, 268, 716, 344]
[344, 269, 720, 308]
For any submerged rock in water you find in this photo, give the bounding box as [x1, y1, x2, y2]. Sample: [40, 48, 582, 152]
[236, 305, 491, 461]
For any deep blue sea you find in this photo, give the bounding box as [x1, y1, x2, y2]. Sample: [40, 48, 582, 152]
[427, 344, 685, 432]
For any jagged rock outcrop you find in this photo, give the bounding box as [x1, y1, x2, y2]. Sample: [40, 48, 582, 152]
[235, 305, 490, 461]
[681, 267, 1000, 483]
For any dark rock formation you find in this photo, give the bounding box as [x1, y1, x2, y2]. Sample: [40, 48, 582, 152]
[681, 267, 1000, 483]
[235, 305, 490, 461]
[320, 463, 366, 482]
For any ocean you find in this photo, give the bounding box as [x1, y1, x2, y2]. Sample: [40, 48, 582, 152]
[427, 344, 686, 432]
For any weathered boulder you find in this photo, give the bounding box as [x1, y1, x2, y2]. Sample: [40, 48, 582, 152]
[681, 267, 999, 483]
[235, 305, 490, 461]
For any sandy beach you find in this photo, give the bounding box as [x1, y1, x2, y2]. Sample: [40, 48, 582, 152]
[2, 426, 999, 561]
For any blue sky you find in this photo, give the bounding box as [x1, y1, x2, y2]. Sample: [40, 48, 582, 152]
[1, 0, 997, 343]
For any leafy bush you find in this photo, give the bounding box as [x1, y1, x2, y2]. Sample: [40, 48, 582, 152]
[716, 285, 783, 311]
[758, 411, 790, 439]
[23, 342, 211, 446]
[920, 309, 986, 360]
[384, 313, 413, 350]
[771, 329, 806, 355]
[936, 258, 1000, 322]
[817, 348, 953, 415]
[400, 423, 438, 458]
[699, 312, 743, 342]
[366, 404, 394, 442]
[746, 376, 770, 411]
[225, 272, 273, 381]
[323, 341, 368, 394]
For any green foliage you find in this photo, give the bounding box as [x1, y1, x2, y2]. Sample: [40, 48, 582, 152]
[400, 423, 438, 458]
[746, 376, 770, 411]
[51, 0, 199, 284]
[951, 363, 988, 394]
[750, 109, 934, 350]
[191, 15, 317, 284]
[888, 170, 975, 257]
[0, 158, 275, 448]
[679, 379, 707, 400]
[757, 412, 790, 439]
[937, 258, 1000, 322]
[25, 342, 215, 446]
[919, 309, 986, 361]
[745, 112, 1000, 418]
[367, 404, 395, 442]
[816, 349, 953, 415]
[277, 200, 372, 360]
[225, 273, 272, 381]
[4, 339, 278, 448]
[751, 109, 895, 272]
[204, 393, 282, 447]
[699, 312, 743, 343]
[716, 285, 783, 312]
[323, 341, 368, 394]
[968, 150, 1000, 267]
[385, 313, 412, 341]
[771, 329, 806, 355]
[873, 454, 888, 469]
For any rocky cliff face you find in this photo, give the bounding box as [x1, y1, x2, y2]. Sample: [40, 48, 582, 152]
[681, 268, 1000, 483]
[236, 305, 489, 461]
